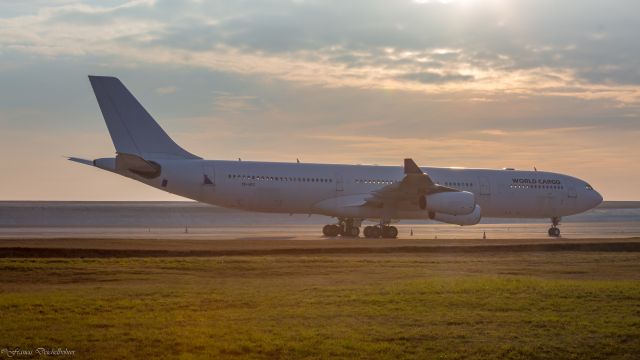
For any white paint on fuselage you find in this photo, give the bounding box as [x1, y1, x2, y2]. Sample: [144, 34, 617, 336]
[105, 159, 603, 222]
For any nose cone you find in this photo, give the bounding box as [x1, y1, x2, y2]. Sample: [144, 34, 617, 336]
[592, 190, 604, 208]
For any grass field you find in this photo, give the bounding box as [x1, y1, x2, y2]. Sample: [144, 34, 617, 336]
[1, 251, 639, 359]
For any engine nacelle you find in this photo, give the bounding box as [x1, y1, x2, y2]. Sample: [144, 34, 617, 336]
[430, 204, 481, 226]
[421, 191, 475, 215]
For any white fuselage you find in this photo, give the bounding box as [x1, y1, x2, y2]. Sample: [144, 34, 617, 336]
[79, 76, 603, 231]
[95, 158, 603, 223]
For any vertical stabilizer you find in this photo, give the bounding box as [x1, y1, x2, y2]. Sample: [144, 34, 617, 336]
[88, 75, 200, 160]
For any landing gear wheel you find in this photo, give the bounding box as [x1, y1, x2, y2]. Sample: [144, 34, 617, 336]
[363, 226, 372, 238]
[337, 218, 360, 238]
[382, 226, 398, 239]
[364, 226, 381, 238]
[344, 226, 360, 237]
[322, 224, 340, 237]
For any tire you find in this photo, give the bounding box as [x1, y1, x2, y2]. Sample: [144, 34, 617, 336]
[382, 226, 398, 238]
[323, 224, 339, 237]
[369, 226, 381, 238]
[348, 226, 360, 237]
[363, 226, 372, 238]
[387, 226, 398, 238]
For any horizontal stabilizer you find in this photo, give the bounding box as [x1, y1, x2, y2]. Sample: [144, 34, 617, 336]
[68, 157, 93, 166]
[68, 153, 161, 179]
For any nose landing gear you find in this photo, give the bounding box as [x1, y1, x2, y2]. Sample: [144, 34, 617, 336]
[548, 217, 561, 237]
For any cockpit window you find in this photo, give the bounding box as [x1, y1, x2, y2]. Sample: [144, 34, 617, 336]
[585, 183, 594, 190]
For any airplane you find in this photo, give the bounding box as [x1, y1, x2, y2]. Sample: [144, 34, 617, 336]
[70, 76, 604, 238]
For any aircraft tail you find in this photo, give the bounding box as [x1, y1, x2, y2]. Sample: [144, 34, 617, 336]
[88, 75, 201, 160]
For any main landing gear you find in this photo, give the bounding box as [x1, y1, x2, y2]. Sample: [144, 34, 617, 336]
[322, 218, 398, 238]
[548, 217, 561, 237]
[322, 218, 360, 238]
[363, 225, 398, 239]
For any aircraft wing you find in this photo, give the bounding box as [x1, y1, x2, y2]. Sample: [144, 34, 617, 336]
[362, 158, 456, 208]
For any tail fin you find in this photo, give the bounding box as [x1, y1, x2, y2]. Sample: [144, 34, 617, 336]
[88, 75, 201, 160]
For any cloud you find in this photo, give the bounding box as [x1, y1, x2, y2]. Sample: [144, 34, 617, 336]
[0, 0, 639, 200]
[212, 93, 259, 113]
[155, 86, 177, 94]
[1, 0, 640, 105]
[398, 71, 474, 84]
[478, 129, 507, 136]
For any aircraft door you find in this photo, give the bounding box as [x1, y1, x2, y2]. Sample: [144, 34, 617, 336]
[479, 177, 491, 196]
[335, 174, 344, 192]
[568, 185, 577, 198]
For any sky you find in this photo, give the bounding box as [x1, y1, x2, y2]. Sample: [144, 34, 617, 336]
[0, 0, 639, 201]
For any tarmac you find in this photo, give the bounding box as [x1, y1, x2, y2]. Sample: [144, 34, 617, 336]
[1, 236, 638, 258]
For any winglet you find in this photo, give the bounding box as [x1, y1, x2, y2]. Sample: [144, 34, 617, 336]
[404, 158, 423, 174]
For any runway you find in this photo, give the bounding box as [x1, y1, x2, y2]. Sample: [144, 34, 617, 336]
[1, 201, 639, 257]
[2, 221, 640, 240]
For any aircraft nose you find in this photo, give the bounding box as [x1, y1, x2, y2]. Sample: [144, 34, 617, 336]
[593, 190, 604, 207]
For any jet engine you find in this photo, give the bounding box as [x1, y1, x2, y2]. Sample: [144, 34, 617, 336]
[419, 191, 475, 215]
[430, 204, 481, 226]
